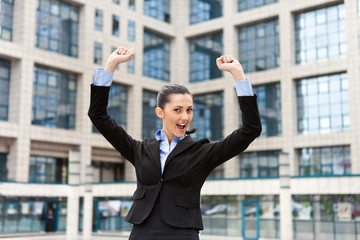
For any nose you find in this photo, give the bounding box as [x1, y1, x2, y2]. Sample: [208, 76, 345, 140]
[181, 111, 189, 121]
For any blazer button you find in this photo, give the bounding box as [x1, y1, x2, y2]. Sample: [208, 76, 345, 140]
[158, 178, 163, 185]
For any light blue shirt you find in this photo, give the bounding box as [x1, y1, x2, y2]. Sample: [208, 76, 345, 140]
[93, 68, 254, 174]
[155, 130, 186, 174]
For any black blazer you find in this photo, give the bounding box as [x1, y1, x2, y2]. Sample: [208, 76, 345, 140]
[88, 85, 261, 230]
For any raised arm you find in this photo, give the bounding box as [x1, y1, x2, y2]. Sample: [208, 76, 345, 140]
[88, 47, 138, 164]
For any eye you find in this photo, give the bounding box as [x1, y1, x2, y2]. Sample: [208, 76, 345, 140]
[187, 108, 193, 113]
[174, 108, 180, 112]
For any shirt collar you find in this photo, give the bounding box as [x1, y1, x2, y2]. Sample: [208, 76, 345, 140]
[155, 129, 186, 142]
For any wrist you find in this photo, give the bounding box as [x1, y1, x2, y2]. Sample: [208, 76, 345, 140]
[230, 70, 246, 80]
[104, 60, 117, 72]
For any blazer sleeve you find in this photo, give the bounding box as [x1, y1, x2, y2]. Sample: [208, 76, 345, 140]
[205, 95, 262, 170]
[88, 84, 140, 165]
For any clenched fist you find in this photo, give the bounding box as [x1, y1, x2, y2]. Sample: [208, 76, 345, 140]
[105, 47, 135, 72]
[216, 55, 246, 80]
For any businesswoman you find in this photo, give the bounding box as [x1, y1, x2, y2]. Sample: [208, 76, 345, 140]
[88, 47, 261, 239]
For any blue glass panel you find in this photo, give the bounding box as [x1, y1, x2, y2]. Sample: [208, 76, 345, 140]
[36, 0, 79, 57]
[192, 92, 223, 141]
[32, 66, 77, 129]
[296, 73, 349, 134]
[0, 58, 10, 121]
[240, 151, 279, 178]
[95, 9, 103, 31]
[0, 0, 14, 41]
[128, 20, 135, 41]
[238, 19, 279, 73]
[143, 31, 170, 81]
[190, 0, 222, 24]
[252, 83, 281, 137]
[298, 146, 351, 176]
[189, 32, 223, 82]
[238, 0, 277, 12]
[29, 156, 68, 183]
[93, 84, 128, 133]
[129, 0, 135, 10]
[142, 90, 162, 138]
[94, 42, 102, 65]
[0, 153, 8, 181]
[295, 4, 346, 64]
[144, 0, 170, 23]
[112, 15, 119, 36]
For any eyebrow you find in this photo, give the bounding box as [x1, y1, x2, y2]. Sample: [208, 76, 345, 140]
[174, 106, 193, 108]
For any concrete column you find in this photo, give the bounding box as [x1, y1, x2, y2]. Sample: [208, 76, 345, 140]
[279, 152, 292, 240]
[66, 149, 81, 240]
[83, 165, 94, 240]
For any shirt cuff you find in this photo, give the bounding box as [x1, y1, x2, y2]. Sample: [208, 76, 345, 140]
[235, 78, 254, 96]
[93, 68, 114, 87]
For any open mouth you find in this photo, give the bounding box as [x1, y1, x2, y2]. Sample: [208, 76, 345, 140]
[176, 123, 186, 130]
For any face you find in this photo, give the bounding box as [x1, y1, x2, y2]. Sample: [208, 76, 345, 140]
[156, 93, 193, 141]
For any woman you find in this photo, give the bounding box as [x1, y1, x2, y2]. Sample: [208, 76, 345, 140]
[88, 47, 261, 239]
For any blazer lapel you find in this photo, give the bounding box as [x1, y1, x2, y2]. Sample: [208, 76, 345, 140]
[146, 139, 161, 173]
[164, 136, 197, 170]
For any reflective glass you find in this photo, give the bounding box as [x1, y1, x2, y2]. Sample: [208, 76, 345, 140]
[0, 0, 14, 41]
[190, 0, 222, 24]
[238, 0, 277, 12]
[238, 19, 279, 73]
[0, 153, 8, 181]
[192, 92, 223, 141]
[112, 15, 119, 36]
[95, 9, 103, 31]
[295, 4, 346, 64]
[94, 42, 102, 65]
[29, 156, 68, 183]
[32, 66, 77, 129]
[144, 0, 170, 23]
[253, 83, 281, 137]
[189, 32, 223, 82]
[296, 73, 349, 134]
[0, 58, 10, 121]
[143, 31, 170, 81]
[240, 151, 279, 178]
[128, 20, 135, 41]
[298, 146, 351, 176]
[36, 0, 79, 57]
[142, 90, 162, 138]
[129, 0, 135, 10]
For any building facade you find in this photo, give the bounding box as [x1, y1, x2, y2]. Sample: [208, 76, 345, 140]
[0, 0, 360, 239]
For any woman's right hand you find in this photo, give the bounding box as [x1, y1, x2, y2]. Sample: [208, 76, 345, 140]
[105, 47, 135, 72]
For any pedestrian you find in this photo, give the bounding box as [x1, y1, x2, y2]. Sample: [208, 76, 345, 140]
[88, 47, 261, 239]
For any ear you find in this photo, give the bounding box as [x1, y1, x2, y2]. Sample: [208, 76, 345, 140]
[155, 107, 164, 119]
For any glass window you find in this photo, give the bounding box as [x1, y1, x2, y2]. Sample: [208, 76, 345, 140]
[143, 30, 170, 81]
[192, 92, 223, 141]
[128, 20, 135, 41]
[295, 4, 346, 64]
[112, 15, 120, 36]
[189, 32, 223, 82]
[95, 9, 103, 31]
[238, 19, 279, 73]
[0, 153, 8, 181]
[190, 0, 222, 24]
[240, 151, 280, 178]
[0, 0, 14, 41]
[298, 146, 351, 176]
[238, 0, 277, 12]
[253, 83, 281, 137]
[35, 0, 79, 57]
[113, 0, 120, 4]
[32, 66, 77, 129]
[0, 58, 10, 121]
[144, 0, 170, 23]
[142, 90, 162, 138]
[94, 42, 102, 65]
[93, 83, 128, 133]
[129, 0, 135, 10]
[92, 161, 125, 182]
[296, 73, 349, 134]
[127, 56, 135, 73]
[29, 155, 68, 183]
